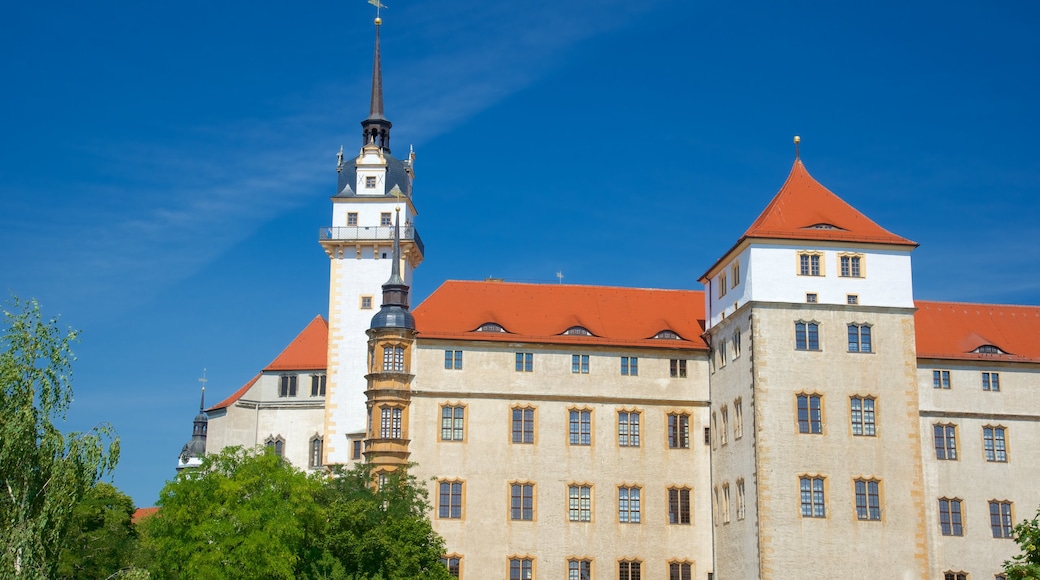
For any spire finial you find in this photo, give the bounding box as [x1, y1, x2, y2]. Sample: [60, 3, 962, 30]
[794, 135, 801, 160]
[198, 368, 208, 412]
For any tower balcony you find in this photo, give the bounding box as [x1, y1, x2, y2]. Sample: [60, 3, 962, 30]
[319, 225, 424, 258]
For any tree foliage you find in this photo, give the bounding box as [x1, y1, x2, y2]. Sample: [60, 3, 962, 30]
[1005, 506, 1040, 579]
[141, 447, 450, 580]
[0, 297, 120, 578]
[56, 482, 137, 579]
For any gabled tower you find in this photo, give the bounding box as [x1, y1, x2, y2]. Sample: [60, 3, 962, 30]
[700, 146, 929, 578]
[320, 15, 424, 465]
[362, 208, 416, 472]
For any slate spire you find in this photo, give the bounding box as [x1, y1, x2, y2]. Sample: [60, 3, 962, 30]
[361, 16, 392, 152]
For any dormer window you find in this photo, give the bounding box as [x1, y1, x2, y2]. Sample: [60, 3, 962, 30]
[973, 345, 1005, 355]
[805, 223, 842, 230]
[476, 322, 507, 333]
[365, 176, 377, 189]
[563, 326, 592, 336]
[653, 330, 682, 340]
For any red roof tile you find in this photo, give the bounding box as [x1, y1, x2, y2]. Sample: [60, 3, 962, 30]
[745, 160, 917, 246]
[264, 315, 329, 371]
[133, 507, 159, 524]
[915, 300, 1040, 363]
[208, 372, 261, 411]
[413, 281, 707, 350]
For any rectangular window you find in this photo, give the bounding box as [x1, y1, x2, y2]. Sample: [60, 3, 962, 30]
[934, 424, 958, 460]
[621, 356, 638, 376]
[515, 352, 533, 372]
[568, 560, 591, 580]
[670, 562, 692, 580]
[736, 479, 746, 520]
[668, 413, 690, 449]
[509, 558, 532, 580]
[572, 354, 589, 374]
[982, 372, 1000, 391]
[438, 481, 463, 519]
[618, 411, 640, 447]
[569, 410, 592, 446]
[847, 294, 859, 305]
[352, 439, 362, 460]
[944, 574, 967, 580]
[310, 374, 327, 396]
[733, 330, 741, 357]
[618, 486, 641, 523]
[441, 405, 465, 441]
[939, 498, 964, 536]
[797, 394, 823, 434]
[380, 407, 402, 439]
[310, 438, 323, 468]
[360, 295, 373, 309]
[799, 477, 826, 518]
[347, 212, 358, 226]
[848, 324, 872, 352]
[279, 374, 298, 397]
[512, 407, 535, 444]
[795, 322, 820, 351]
[618, 560, 641, 580]
[990, 500, 1013, 538]
[933, 370, 951, 389]
[731, 261, 740, 287]
[440, 556, 461, 578]
[510, 483, 534, 521]
[444, 350, 463, 370]
[799, 253, 822, 276]
[366, 176, 378, 189]
[854, 479, 881, 520]
[569, 485, 592, 522]
[668, 488, 691, 524]
[718, 272, 727, 298]
[720, 407, 729, 445]
[670, 359, 687, 378]
[734, 400, 743, 439]
[379, 211, 391, 225]
[983, 426, 1008, 462]
[383, 346, 404, 371]
[722, 483, 731, 523]
[850, 397, 876, 436]
[719, 341, 728, 367]
[840, 255, 862, 278]
[806, 293, 818, 303]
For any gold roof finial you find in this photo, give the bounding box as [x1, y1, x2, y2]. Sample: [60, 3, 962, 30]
[794, 135, 801, 160]
[368, 0, 386, 23]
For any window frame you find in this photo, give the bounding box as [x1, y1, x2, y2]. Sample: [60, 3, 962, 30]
[309, 436, 323, 468]
[438, 479, 464, 519]
[515, 352, 534, 372]
[444, 350, 463, 370]
[310, 373, 326, 397]
[508, 556, 534, 580]
[668, 486, 691, 525]
[360, 295, 373, 310]
[509, 481, 536, 521]
[795, 321, 821, 351]
[618, 485, 642, 524]
[440, 403, 466, 442]
[734, 398, 743, 439]
[667, 413, 691, 449]
[847, 323, 873, 353]
[511, 405, 536, 444]
[669, 561, 693, 580]
[799, 475, 826, 518]
[572, 354, 590, 374]
[568, 483, 593, 523]
[347, 212, 359, 226]
[618, 410, 641, 447]
[736, 478, 746, 520]
[568, 559, 592, 580]
[990, 500, 1013, 538]
[854, 478, 881, 521]
[618, 559, 642, 580]
[933, 369, 952, 389]
[569, 408, 593, 446]
[379, 406, 403, 439]
[797, 251, 824, 277]
[797, 393, 823, 434]
[850, 396, 876, 437]
[620, 356, 639, 376]
[983, 425, 1008, 462]
[982, 371, 1000, 392]
[839, 253, 864, 278]
[279, 374, 298, 397]
[939, 498, 964, 536]
[669, 359, 687, 378]
[934, 423, 958, 460]
[440, 554, 462, 578]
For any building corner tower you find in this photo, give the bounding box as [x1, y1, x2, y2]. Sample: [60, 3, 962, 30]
[320, 15, 424, 465]
[701, 151, 930, 578]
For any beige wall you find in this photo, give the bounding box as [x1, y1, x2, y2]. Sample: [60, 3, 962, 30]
[408, 339, 714, 579]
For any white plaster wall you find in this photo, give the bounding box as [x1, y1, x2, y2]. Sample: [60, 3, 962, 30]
[408, 340, 713, 579]
[330, 200, 415, 229]
[707, 244, 914, 328]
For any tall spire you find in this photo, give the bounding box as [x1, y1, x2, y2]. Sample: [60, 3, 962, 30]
[361, 16, 392, 152]
[369, 207, 414, 330]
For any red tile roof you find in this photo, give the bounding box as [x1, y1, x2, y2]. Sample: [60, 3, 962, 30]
[413, 280, 707, 350]
[264, 315, 329, 371]
[208, 372, 261, 411]
[133, 507, 159, 524]
[915, 301, 1040, 363]
[743, 160, 917, 246]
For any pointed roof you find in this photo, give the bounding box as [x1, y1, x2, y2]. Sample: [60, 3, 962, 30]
[208, 372, 261, 411]
[915, 300, 1040, 363]
[264, 315, 329, 371]
[414, 281, 707, 350]
[744, 160, 917, 246]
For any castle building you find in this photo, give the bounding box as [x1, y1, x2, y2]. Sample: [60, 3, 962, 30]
[196, 15, 1040, 580]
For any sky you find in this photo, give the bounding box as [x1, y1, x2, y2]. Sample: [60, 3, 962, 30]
[2, 0, 1039, 506]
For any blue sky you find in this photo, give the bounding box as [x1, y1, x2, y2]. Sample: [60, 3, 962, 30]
[2, 0, 1039, 506]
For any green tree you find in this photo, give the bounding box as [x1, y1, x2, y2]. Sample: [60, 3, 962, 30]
[0, 297, 120, 579]
[141, 446, 323, 580]
[313, 464, 452, 580]
[1005, 506, 1040, 579]
[56, 482, 137, 579]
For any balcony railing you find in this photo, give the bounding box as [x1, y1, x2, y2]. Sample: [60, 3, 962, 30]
[319, 225, 424, 256]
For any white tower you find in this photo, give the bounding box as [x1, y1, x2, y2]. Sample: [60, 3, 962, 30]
[320, 16, 423, 465]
